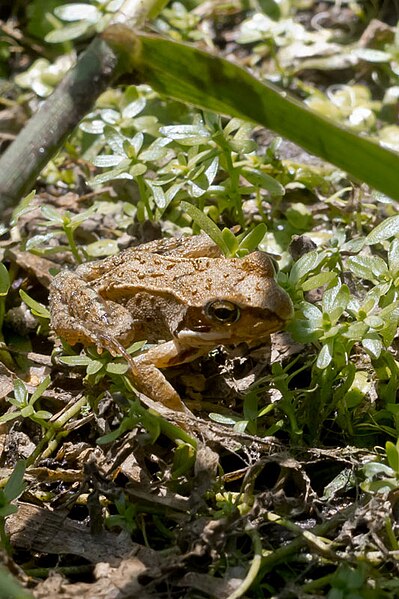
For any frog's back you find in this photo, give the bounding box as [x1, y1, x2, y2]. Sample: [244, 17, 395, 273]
[92, 249, 284, 315]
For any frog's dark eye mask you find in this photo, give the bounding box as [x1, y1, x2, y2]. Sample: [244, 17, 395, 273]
[205, 300, 240, 324]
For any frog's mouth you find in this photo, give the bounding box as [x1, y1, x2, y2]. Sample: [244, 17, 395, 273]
[177, 329, 231, 344]
[176, 315, 286, 345]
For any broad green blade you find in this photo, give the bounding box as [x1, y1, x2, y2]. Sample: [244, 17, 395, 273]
[103, 26, 399, 200]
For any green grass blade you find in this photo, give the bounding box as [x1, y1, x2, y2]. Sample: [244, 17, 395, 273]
[103, 26, 399, 200]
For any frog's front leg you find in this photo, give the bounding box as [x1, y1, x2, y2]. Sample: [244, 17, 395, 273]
[49, 270, 137, 352]
[132, 341, 208, 412]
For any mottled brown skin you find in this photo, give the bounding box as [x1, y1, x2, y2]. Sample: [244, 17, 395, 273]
[49, 234, 293, 411]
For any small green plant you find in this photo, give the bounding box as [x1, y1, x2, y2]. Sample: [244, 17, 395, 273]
[106, 492, 139, 534]
[0, 377, 53, 427]
[0, 263, 15, 370]
[39, 204, 98, 263]
[327, 563, 384, 599]
[181, 201, 269, 257]
[14, 54, 75, 97]
[45, 0, 123, 43]
[276, 222, 399, 442]
[361, 439, 399, 494]
[56, 341, 143, 389]
[83, 101, 284, 223]
[0, 263, 10, 337]
[154, 2, 203, 42]
[0, 461, 26, 553]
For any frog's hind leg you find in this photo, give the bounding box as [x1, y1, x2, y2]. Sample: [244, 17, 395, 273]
[49, 270, 135, 352]
[132, 340, 207, 412]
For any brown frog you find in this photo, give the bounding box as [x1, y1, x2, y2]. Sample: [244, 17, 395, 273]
[49, 234, 293, 412]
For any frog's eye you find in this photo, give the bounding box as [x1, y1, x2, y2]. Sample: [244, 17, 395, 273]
[205, 300, 240, 324]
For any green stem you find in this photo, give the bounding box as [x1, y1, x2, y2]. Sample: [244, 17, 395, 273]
[0, 517, 11, 553]
[26, 395, 88, 465]
[64, 224, 82, 264]
[226, 528, 262, 599]
[222, 147, 244, 226]
[136, 175, 153, 220]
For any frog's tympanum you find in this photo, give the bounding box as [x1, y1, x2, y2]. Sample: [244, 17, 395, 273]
[49, 234, 293, 412]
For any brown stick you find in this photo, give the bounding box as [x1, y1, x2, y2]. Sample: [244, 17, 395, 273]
[0, 38, 117, 212]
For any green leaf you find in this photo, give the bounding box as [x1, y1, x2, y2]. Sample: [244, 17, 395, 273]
[13, 378, 27, 407]
[122, 96, 146, 118]
[11, 190, 36, 226]
[300, 301, 323, 322]
[127, 132, 144, 156]
[241, 168, 285, 196]
[34, 410, 53, 420]
[386, 441, 399, 474]
[221, 228, 239, 256]
[54, 4, 101, 22]
[233, 421, 249, 433]
[0, 565, 35, 599]
[140, 139, 169, 162]
[104, 125, 127, 155]
[146, 181, 167, 209]
[93, 155, 125, 167]
[126, 340, 146, 354]
[41, 204, 64, 224]
[0, 263, 10, 296]
[45, 21, 92, 43]
[362, 335, 383, 359]
[26, 233, 56, 251]
[363, 461, 395, 479]
[346, 255, 387, 282]
[289, 251, 322, 286]
[21, 405, 34, 418]
[160, 124, 211, 145]
[180, 201, 230, 256]
[301, 271, 336, 292]
[102, 28, 399, 200]
[58, 355, 93, 366]
[106, 362, 129, 375]
[366, 215, 399, 245]
[208, 413, 237, 425]
[92, 165, 133, 184]
[30, 375, 51, 406]
[0, 412, 19, 424]
[323, 283, 350, 315]
[388, 239, 399, 276]
[288, 319, 322, 343]
[237, 223, 267, 254]
[100, 108, 119, 124]
[85, 239, 119, 258]
[172, 443, 195, 477]
[316, 343, 333, 369]
[364, 315, 384, 329]
[80, 119, 105, 134]
[0, 503, 19, 518]
[352, 48, 392, 63]
[362, 478, 397, 493]
[19, 290, 51, 319]
[69, 206, 96, 226]
[3, 460, 26, 502]
[86, 360, 104, 375]
[129, 163, 147, 177]
[344, 321, 368, 341]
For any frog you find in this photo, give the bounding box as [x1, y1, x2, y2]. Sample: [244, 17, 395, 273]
[49, 233, 293, 412]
